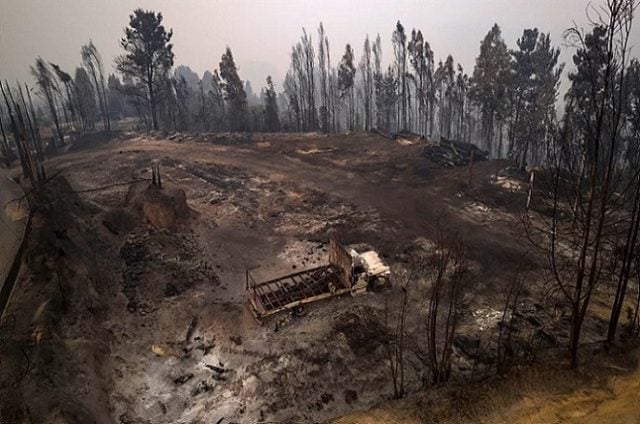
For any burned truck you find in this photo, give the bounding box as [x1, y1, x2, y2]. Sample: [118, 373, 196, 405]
[246, 235, 390, 322]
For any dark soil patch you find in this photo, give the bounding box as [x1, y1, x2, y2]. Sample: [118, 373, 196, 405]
[333, 307, 389, 356]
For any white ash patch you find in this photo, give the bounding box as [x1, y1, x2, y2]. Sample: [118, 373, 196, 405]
[396, 138, 415, 145]
[472, 307, 503, 331]
[494, 176, 524, 192]
[466, 202, 490, 214]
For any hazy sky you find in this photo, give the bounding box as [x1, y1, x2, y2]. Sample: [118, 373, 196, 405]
[1, 0, 639, 92]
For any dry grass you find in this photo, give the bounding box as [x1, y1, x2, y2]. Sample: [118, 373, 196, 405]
[331, 348, 640, 424]
[331, 400, 422, 424]
[480, 359, 640, 423]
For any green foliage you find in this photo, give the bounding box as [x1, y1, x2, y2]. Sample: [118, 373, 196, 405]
[107, 74, 127, 118]
[338, 44, 356, 131]
[509, 28, 563, 167]
[376, 66, 398, 132]
[566, 26, 608, 134]
[470, 24, 511, 152]
[627, 59, 640, 140]
[219, 47, 248, 131]
[74, 67, 97, 131]
[264, 76, 280, 132]
[338, 44, 355, 99]
[116, 9, 174, 130]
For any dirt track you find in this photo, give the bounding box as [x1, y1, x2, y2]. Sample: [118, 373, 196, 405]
[55, 132, 531, 286]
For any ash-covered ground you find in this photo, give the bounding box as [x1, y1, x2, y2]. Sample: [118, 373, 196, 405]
[0, 131, 614, 423]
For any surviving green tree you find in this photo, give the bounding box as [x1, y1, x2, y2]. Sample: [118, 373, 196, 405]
[264, 76, 280, 132]
[116, 9, 174, 131]
[74, 67, 98, 132]
[508, 28, 562, 168]
[469, 23, 511, 155]
[338, 44, 356, 131]
[219, 47, 248, 132]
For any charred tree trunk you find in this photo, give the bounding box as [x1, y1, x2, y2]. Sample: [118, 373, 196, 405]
[0, 106, 10, 164]
[607, 175, 640, 345]
[25, 83, 44, 161]
[1, 82, 29, 178]
[148, 77, 158, 131]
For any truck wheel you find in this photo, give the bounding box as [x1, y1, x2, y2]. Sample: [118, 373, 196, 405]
[370, 276, 390, 291]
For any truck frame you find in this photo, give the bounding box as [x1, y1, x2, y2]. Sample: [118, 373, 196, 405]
[246, 235, 368, 322]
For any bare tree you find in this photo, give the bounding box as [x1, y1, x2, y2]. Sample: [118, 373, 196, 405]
[82, 41, 111, 132]
[50, 63, 78, 131]
[496, 270, 527, 372]
[392, 21, 408, 131]
[24, 83, 43, 160]
[0, 102, 10, 164]
[384, 273, 409, 399]
[0, 82, 37, 184]
[359, 35, 374, 131]
[317, 23, 330, 133]
[526, 0, 637, 368]
[31, 58, 64, 148]
[326, 37, 338, 133]
[17, 84, 39, 158]
[425, 232, 467, 384]
[408, 29, 427, 135]
[373, 34, 384, 130]
[301, 29, 317, 130]
[286, 29, 317, 131]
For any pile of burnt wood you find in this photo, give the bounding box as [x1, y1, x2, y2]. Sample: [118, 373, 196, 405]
[422, 137, 489, 167]
[371, 128, 426, 142]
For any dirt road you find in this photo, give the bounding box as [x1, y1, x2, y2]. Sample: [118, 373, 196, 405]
[52, 132, 532, 287]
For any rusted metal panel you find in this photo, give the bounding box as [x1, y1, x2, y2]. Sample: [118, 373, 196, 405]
[329, 234, 352, 288]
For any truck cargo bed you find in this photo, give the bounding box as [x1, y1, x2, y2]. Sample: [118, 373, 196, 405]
[246, 235, 354, 321]
[247, 264, 349, 320]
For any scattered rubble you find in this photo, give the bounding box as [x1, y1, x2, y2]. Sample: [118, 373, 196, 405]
[174, 373, 194, 385]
